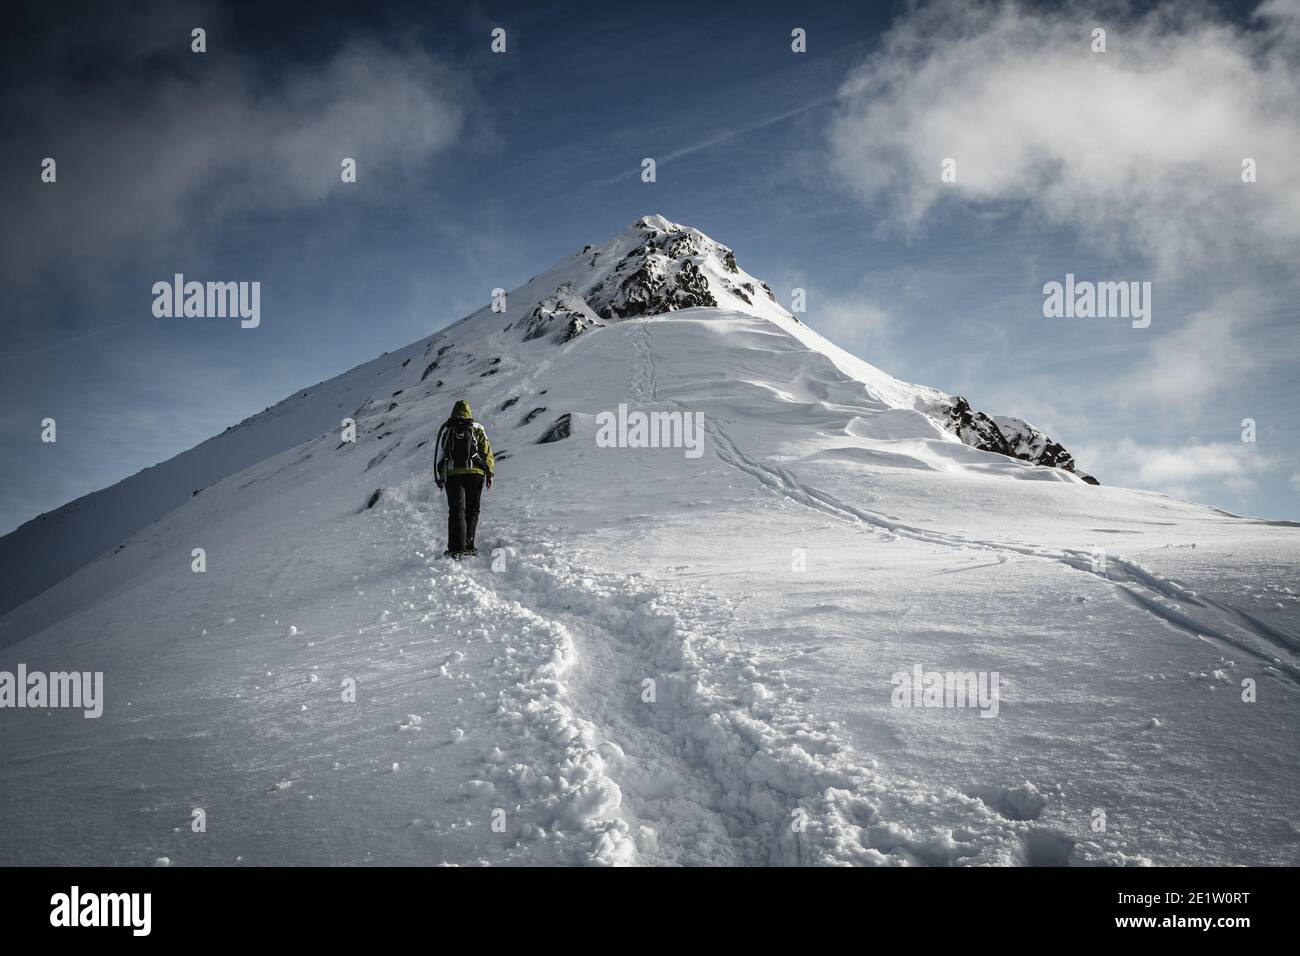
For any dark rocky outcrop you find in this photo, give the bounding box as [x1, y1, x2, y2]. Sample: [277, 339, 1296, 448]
[942, 397, 1097, 484]
[536, 414, 572, 444]
[944, 396, 1013, 457]
[585, 220, 721, 319]
[522, 286, 605, 343]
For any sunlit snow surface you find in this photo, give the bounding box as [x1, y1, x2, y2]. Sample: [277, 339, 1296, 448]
[1, 218, 1296, 866]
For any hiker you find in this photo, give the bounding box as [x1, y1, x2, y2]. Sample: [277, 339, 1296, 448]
[434, 399, 494, 558]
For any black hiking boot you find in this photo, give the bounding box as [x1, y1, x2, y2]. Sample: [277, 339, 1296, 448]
[443, 549, 463, 560]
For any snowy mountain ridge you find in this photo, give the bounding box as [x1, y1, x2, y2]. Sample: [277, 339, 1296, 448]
[1, 216, 1296, 867]
[2, 214, 1090, 621]
[514, 215, 1097, 479]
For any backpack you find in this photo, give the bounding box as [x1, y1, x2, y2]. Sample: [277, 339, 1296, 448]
[446, 418, 480, 471]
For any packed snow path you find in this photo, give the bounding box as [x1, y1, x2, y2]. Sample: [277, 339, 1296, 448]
[385, 486, 1110, 866]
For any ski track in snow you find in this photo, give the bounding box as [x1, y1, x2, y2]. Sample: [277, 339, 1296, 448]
[629, 318, 1300, 690]
[362, 317, 1176, 867]
[709, 420, 1300, 686]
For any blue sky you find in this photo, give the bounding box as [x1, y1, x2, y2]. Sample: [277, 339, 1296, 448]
[2, 0, 1297, 534]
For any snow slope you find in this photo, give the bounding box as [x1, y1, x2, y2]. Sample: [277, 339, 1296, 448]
[0, 216, 1296, 866]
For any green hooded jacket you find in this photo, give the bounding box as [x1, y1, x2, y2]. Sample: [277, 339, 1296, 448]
[435, 399, 495, 480]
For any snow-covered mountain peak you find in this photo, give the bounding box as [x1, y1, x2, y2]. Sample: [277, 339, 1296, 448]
[629, 213, 676, 232]
[0, 216, 1104, 627]
[588, 214, 789, 321]
[485, 216, 1095, 483]
[504, 214, 792, 331]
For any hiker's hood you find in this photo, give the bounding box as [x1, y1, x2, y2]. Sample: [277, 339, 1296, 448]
[450, 400, 473, 419]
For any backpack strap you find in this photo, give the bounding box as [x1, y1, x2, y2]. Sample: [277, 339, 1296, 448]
[434, 421, 450, 478]
[461, 419, 482, 469]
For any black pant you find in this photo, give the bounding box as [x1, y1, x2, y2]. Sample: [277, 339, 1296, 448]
[444, 473, 484, 553]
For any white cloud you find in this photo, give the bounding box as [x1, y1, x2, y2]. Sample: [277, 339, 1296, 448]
[809, 296, 893, 346]
[1082, 437, 1272, 493]
[828, 0, 1300, 276]
[3, 39, 465, 274]
[1111, 296, 1260, 416]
